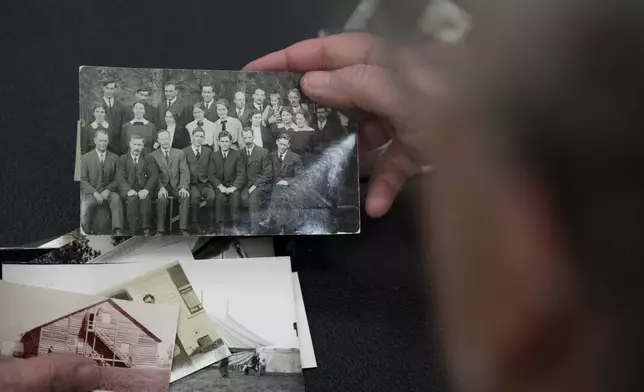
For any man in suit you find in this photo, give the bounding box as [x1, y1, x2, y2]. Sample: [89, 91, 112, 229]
[116, 134, 158, 235]
[201, 83, 218, 123]
[247, 110, 275, 151]
[251, 88, 266, 114]
[209, 131, 245, 231]
[158, 83, 192, 129]
[150, 129, 190, 235]
[285, 88, 311, 123]
[125, 87, 159, 126]
[101, 80, 126, 155]
[80, 129, 123, 235]
[240, 128, 272, 232]
[314, 106, 347, 151]
[230, 91, 252, 127]
[262, 132, 302, 233]
[183, 127, 216, 233]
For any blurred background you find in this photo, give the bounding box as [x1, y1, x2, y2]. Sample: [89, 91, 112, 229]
[0, 1, 448, 391]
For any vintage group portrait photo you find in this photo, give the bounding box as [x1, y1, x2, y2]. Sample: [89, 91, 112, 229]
[78, 66, 360, 237]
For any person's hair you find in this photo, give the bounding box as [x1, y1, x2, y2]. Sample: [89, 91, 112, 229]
[276, 132, 291, 142]
[90, 101, 108, 115]
[130, 134, 144, 142]
[269, 92, 283, 105]
[164, 82, 177, 90]
[193, 102, 205, 111]
[218, 131, 232, 141]
[192, 127, 205, 136]
[157, 129, 170, 138]
[164, 110, 178, 121]
[136, 87, 150, 94]
[103, 79, 116, 87]
[216, 98, 230, 109]
[281, 107, 295, 117]
[234, 91, 246, 100]
[94, 128, 109, 138]
[201, 83, 215, 93]
[254, 88, 265, 95]
[295, 112, 308, 123]
[242, 128, 255, 136]
[249, 110, 262, 119]
[287, 88, 301, 98]
[132, 99, 146, 109]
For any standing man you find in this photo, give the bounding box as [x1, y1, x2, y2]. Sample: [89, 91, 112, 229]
[213, 99, 243, 150]
[209, 131, 245, 232]
[251, 88, 266, 115]
[285, 88, 310, 122]
[150, 130, 190, 235]
[158, 83, 191, 129]
[262, 133, 301, 232]
[247, 110, 275, 152]
[183, 128, 216, 233]
[101, 79, 126, 155]
[80, 129, 123, 235]
[240, 128, 272, 232]
[314, 106, 347, 150]
[201, 83, 218, 122]
[116, 134, 158, 236]
[125, 87, 159, 126]
[230, 91, 252, 127]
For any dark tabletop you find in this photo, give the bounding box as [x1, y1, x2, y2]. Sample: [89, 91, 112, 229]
[0, 1, 447, 390]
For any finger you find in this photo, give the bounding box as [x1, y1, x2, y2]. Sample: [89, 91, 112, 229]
[358, 117, 393, 160]
[243, 33, 384, 72]
[0, 354, 100, 392]
[366, 141, 419, 218]
[302, 64, 402, 120]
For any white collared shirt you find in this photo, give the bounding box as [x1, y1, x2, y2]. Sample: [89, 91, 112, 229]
[166, 124, 176, 146]
[254, 103, 263, 112]
[251, 125, 263, 147]
[162, 148, 171, 160]
[167, 97, 177, 107]
[186, 118, 216, 147]
[279, 150, 287, 161]
[318, 120, 327, 130]
[103, 97, 114, 108]
[204, 100, 214, 110]
[221, 149, 229, 159]
[130, 118, 149, 125]
[192, 145, 202, 157]
[236, 107, 245, 117]
[131, 154, 140, 165]
[91, 121, 109, 129]
[96, 149, 106, 163]
[246, 145, 255, 156]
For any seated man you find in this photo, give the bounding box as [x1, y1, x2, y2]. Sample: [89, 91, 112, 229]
[150, 129, 190, 235]
[209, 131, 245, 232]
[116, 134, 158, 235]
[262, 133, 302, 233]
[183, 127, 216, 233]
[240, 128, 272, 232]
[80, 129, 123, 235]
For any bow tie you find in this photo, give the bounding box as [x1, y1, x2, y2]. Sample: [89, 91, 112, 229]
[197, 121, 204, 127]
[132, 121, 145, 126]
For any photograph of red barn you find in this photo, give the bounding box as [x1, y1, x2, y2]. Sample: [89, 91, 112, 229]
[20, 298, 163, 369]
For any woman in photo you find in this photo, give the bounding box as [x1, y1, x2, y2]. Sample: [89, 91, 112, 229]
[186, 103, 217, 149]
[155, 110, 191, 150]
[288, 112, 317, 157]
[121, 100, 157, 155]
[81, 102, 111, 154]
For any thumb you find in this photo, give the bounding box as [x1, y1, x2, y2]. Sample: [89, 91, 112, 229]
[0, 354, 100, 392]
[301, 64, 403, 120]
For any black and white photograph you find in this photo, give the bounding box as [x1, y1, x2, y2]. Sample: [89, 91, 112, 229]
[79, 66, 360, 237]
[0, 281, 179, 392]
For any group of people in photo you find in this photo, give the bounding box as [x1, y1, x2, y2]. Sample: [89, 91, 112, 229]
[80, 79, 349, 236]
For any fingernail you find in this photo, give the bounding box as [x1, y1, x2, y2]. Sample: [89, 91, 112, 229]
[304, 71, 330, 90]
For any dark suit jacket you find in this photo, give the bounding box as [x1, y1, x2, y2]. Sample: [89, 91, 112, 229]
[242, 146, 272, 189]
[124, 103, 159, 127]
[80, 150, 119, 196]
[202, 101, 218, 123]
[171, 127, 192, 150]
[80, 124, 112, 155]
[315, 115, 348, 150]
[209, 149, 245, 189]
[230, 106, 253, 128]
[150, 148, 190, 191]
[158, 98, 193, 129]
[270, 150, 302, 184]
[116, 153, 158, 198]
[183, 145, 214, 186]
[102, 100, 127, 155]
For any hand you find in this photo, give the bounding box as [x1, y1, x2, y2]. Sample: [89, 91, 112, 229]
[101, 189, 110, 200]
[218, 184, 227, 193]
[153, 141, 160, 149]
[227, 186, 237, 194]
[158, 187, 168, 199]
[93, 191, 104, 204]
[277, 180, 289, 186]
[138, 189, 149, 199]
[268, 115, 279, 124]
[0, 353, 100, 392]
[244, 33, 434, 218]
[249, 185, 256, 194]
[178, 188, 190, 198]
[127, 189, 137, 197]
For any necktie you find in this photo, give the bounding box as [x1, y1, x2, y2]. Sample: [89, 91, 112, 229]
[196, 149, 201, 160]
[164, 150, 169, 162]
[223, 152, 227, 160]
[197, 121, 204, 127]
[100, 154, 105, 165]
[221, 120, 227, 131]
[280, 154, 284, 162]
[167, 100, 171, 108]
[238, 109, 242, 117]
